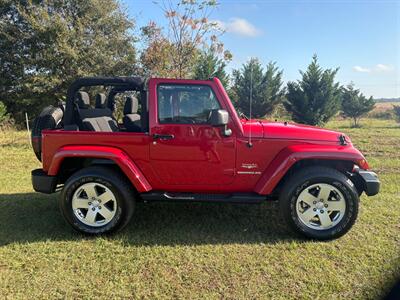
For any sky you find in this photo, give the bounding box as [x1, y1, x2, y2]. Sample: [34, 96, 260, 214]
[124, 0, 400, 99]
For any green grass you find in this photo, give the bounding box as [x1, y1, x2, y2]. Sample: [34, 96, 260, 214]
[0, 119, 399, 299]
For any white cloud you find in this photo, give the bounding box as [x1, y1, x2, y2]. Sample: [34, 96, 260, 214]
[353, 66, 371, 73]
[375, 64, 394, 72]
[353, 64, 395, 73]
[216, 18, 261, 37]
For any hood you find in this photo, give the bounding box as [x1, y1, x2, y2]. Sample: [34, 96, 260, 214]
[241, 119, 349, 144]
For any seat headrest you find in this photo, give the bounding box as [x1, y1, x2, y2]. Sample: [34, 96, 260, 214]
[76, 91, 90, 109]
[95, 93, 107, 109]
[124, 96, 139, 114]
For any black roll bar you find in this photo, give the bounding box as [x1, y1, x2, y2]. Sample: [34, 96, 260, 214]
[64, 76, 145, 125]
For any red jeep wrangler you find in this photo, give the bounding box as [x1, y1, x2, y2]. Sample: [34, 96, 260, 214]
[31, 77, 379, 240]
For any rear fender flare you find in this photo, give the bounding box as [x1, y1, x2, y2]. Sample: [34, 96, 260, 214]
[254, 144, 367, 195]
[47, 145, 152, 193]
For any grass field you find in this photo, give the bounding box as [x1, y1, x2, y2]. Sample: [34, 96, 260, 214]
[0, 118, 399, 299]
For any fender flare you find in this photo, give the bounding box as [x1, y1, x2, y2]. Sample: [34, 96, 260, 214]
[254, 144, 367, 195]
[47, 145, 152, 193]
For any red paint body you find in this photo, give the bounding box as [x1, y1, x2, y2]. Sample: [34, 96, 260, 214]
[41, 78, 369, 195]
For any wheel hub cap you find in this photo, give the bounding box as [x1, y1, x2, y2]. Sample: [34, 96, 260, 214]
[296, 183, 346, 230]
[72, 182, 117, 227]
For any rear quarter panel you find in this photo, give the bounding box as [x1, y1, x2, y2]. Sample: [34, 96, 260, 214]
[41, 130, 157, 190]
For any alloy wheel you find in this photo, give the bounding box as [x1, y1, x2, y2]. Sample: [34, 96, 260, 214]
[72, 182, 117, 227]
[296, 183, 346, 230]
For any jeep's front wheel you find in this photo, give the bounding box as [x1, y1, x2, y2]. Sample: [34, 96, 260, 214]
[60, 166, 135, 235]
[279, 166, 359, 240]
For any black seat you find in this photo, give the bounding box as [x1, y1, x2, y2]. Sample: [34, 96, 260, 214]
[95, 93, 107, 109]
[95, 93, 114, 117]
[75, 91, 118, 132]
[123, 96, 141, 132]
[77, 91, 91, 109]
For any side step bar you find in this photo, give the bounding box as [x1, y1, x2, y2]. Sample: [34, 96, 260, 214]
[140, 192, 268, 204]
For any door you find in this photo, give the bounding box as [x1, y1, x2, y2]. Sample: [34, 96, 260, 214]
[150, 83, 235, 186]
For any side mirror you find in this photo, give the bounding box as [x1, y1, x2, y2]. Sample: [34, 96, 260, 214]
[210, 109, 232, 137]
[210, 109, 229, 126]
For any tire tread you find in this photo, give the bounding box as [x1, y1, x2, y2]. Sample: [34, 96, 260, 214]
[279, 166, 359, 240]
[59, 166, 135, 235]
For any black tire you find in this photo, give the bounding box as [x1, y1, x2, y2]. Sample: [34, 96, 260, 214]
[279, 166, 359, 240]
[31, 105, 63, 161]
[59, 166, 135, 235]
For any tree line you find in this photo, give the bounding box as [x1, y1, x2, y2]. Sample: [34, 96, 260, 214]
[0, 0, 387, 127]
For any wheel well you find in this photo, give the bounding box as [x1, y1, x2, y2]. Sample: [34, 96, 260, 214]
[57, 157, 129, 186]
[271, 159, 360, 197]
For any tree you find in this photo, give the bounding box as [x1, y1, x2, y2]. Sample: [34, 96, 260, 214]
[139, 21, 176, 78]
[140, 0, 230, 78]
[341, 84, 375, 127]
[284, 55, 341, 125]
[230, 59, 285, 118]
[393, 105, 400, 123]
[193, 49, 231, 87]
[0, 0, 137, 122]
[0, 101, 10, 125]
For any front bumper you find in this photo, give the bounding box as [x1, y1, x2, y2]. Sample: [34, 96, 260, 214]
[32, 169, 57, 194]
[358, 170, 380, 196]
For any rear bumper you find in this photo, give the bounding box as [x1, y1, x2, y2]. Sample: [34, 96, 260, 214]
[358, 170, 380, 196]
[32, 169, 57, 194]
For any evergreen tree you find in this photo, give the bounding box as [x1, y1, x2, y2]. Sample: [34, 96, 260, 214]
[0, 0, 137, 122]
[230, 59, 284, 118]
[284, 55, 341, 125]
[393, 105, 400, 123]
[341, 84, 375, 127]
[193, 50, 230, 87]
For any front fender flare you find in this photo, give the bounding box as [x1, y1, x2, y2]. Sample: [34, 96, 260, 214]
[47, 145, 152, 193]
[254, 144, 367, 195]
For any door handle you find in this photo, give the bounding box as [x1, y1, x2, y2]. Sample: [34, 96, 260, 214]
[152, 133, 174, 140]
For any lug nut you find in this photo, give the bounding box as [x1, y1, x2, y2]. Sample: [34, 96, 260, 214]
[320, 210, 324, 213]
[324, 204, 328, 208]
[92, 207, 96, 211]
[313, 208, 317, 211]
[313, 201, 317, 204]
[99, 206, 102, 209]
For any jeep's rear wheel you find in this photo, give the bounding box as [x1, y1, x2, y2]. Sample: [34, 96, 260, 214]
[279, 166, 359, 240]
[71, 182, 118, 227]
[60, 166, 135, 235]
